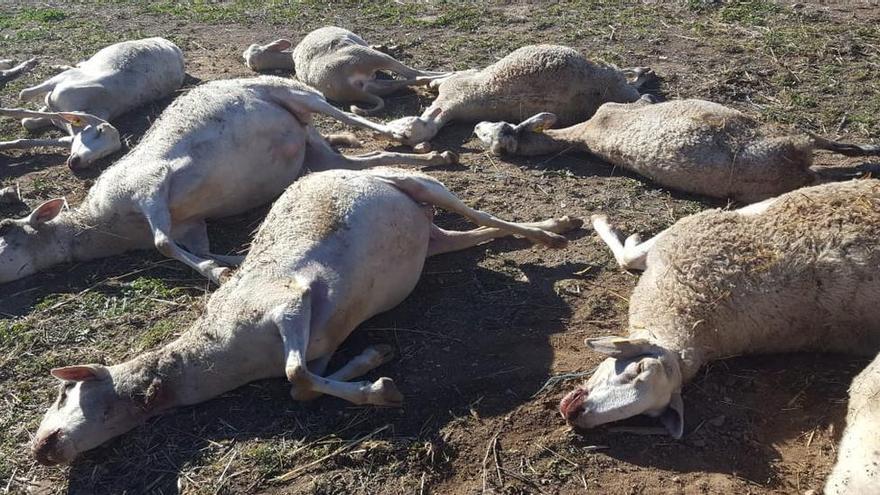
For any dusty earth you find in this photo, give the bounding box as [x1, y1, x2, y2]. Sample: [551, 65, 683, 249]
[1, 1, 879, 494]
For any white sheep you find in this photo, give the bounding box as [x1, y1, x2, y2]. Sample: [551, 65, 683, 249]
[243, 26, 450, 115]
[385, 44, 649, 151]
[30, 166, 582, 465]
[0, 76, 454, 285]
[824, 354, 880, 494]
[475, 96, 880, 202]
[0, 57, 37, 88]
[559, 179, 880, 492]
[0, 38, 185, 169]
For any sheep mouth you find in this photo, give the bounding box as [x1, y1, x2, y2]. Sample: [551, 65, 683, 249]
[559, 387, 587, 422]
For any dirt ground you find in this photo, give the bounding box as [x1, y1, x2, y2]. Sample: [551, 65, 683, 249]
[1, 1, 879, 494]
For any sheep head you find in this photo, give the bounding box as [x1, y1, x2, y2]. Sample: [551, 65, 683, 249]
[474, 112, 557, 155]
[560, 336, 684, 438]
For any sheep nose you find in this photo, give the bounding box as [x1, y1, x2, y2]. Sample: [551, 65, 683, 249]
[33, 428, 62, 466]
[559, 388, 587, 422]
[66, 155, 82, 170]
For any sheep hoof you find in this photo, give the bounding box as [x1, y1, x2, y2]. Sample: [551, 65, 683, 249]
[369, 377, 403, 407]
[439, 150, 458, 164]
[557, 215, 584, 233]
[413, 142, 432, 154]
[211, 267, 232, 284]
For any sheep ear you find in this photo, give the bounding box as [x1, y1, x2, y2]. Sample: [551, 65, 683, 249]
[27, 198, 66, 227]
[659, 392, 684, 439]
[515, 112, 557, 134]
[57, 112, 105, 128]
[585, 336, 656, 358]
[264, 39, 292, 51]
[51, 364, 109, 382]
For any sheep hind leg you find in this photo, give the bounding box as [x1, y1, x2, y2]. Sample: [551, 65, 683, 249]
[376, 171, 570, 248]
[591, 214, 661, 272]
[141, 202, 230, 284]
[274, 296, 403, 406]
[0, 136, 72, 151]
[174, 220, 245, 267]
[427, 216, 583, 257]
[290, 345, 397, 401]
[304, 127, 455, 171]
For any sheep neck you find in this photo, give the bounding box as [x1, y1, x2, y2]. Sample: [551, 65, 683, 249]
[109, 315, 280, 415]
[516, 127, 587, 156]
[62, 207, 151, 262]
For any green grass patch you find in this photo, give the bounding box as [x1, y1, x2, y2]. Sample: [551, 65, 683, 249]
[136, 320, 178, 350]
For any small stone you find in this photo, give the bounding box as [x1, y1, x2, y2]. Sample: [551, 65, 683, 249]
[709, 415, 726, 427]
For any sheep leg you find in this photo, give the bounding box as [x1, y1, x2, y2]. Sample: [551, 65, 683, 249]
[22, 107, 54, 131]
[272, 88, 399, 139]
[348, 91, 386, 116]
[361, 50, 449, 80]
[291, 345, 396, 401]
[274, 297, 403, 406]
[0, 136, 72, 151]
[362, 76, 444, 96]
[0, 58, 36, 87]
[375, 171, 570, 248]
[18, 73, 63, 101]
[174, 220, 244, 267]
[809, 133, 880, 157]
[304, 127, 455, 171]
[140, 200, 230, 283]
[591, 214, 662, 271]
[427, 216, 582, 256]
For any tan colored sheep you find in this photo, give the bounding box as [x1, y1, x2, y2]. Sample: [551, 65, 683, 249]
[386, 44, 648, 150]
[476, 97, 880, 202]
[244, 27, 450, 115]
[31, 167, 580, 465]
[560, 179, 880, 493]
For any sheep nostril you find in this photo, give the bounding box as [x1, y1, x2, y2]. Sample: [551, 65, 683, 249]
[33, 428, 62, 466]
[67, 156, 82, 170]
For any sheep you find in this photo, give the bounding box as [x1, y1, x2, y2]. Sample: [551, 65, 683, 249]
[0, 38, 185, 169]
[385, 44, 649, 151]
[0, 76, 455, 285]
[558, 179, 880, 492]
[824, 354, 880, 494]
[475, 96, 880, 202]
[243, 26, 450, 115]
[31, 166, 582, 465]
[0, 57, 37, 88]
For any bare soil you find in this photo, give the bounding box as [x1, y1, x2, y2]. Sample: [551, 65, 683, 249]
[1, 1, 879, 494]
